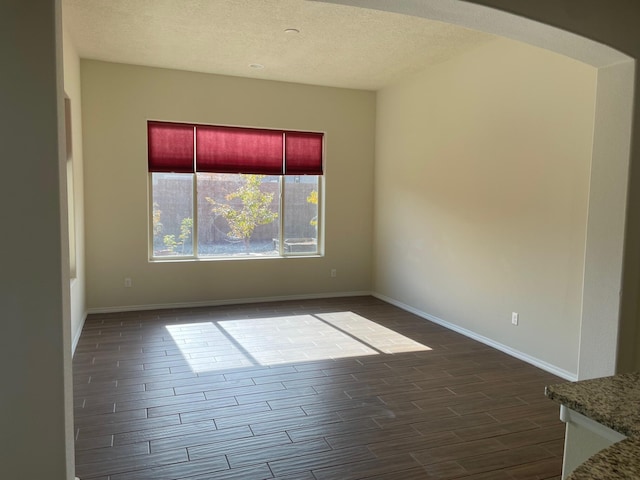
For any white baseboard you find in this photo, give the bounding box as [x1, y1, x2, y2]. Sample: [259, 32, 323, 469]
[72, 311, 87, 357]
[372, 292, 578, 381]
[86, 291, 373, 315]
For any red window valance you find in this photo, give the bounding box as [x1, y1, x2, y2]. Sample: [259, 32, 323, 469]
[196, 125, 284, 175]
[147, 121, 194, 173]
[284, 132, 323, 175]
[148, 121, 323, 175]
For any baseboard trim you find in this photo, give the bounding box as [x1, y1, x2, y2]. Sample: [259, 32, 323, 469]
[372, 292, 578, 382]
[72, 311, 87, 357]
[86, 291, 373, 315]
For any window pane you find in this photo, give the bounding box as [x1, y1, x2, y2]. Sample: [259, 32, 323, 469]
[197, 173, 280, 257]
[151, 173, 194, 256]
[283, 176, 319, 254]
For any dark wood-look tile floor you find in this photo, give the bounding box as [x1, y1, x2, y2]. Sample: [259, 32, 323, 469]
[73, 296, 565, 479]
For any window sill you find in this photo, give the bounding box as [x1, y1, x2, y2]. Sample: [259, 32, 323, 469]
[149, 253, 323, 263]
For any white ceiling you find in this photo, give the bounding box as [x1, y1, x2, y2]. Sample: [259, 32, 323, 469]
[62, 0, 497, 91]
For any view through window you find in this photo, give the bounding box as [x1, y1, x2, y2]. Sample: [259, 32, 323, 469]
[152, 172, 319, 257]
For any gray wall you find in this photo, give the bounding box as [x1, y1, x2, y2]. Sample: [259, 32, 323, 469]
[0, 0, 75, 478]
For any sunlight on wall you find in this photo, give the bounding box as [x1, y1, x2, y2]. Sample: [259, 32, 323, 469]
[165, 311, 431, 373]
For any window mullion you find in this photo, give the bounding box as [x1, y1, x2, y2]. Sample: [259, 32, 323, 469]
[192, 173, 198, 258]
[279, 177, 285, 256]
[148, 172, 154, 260]
[192, 127, 198, 259]
[318, 176, 323, 255]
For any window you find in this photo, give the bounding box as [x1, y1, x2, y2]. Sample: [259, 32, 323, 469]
[65, 95, 77, 278]
[148, 121, 323, 259]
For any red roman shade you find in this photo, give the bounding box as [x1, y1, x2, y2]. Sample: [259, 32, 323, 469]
[149, 121, 323, 175]
[148, 121, 194, 173]
[284, 132, 324, 175]
[196, 125, 284, 175]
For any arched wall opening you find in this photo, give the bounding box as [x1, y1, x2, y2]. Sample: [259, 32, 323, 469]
[316, 0, 635, 380]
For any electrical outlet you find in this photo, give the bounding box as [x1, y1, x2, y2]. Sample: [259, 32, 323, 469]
[124, 277, 132, 288]
[511, 312, 519, 326]
[330, 269, 337, 278]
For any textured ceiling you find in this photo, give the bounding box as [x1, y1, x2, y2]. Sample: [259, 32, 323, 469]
[62, 0, 497, 91]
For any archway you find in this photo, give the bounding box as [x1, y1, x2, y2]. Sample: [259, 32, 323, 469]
[317, 0, 635, 380]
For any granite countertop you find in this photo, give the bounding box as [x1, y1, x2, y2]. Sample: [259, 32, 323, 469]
[566, 436, 640, 479]
[545, 371, 640, 479]
[545, 371, 640, 437]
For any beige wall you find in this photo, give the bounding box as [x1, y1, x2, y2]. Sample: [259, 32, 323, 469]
[63, 27, 87, 350]
[81, 61, 376, 310]
[374, 37, 598, 377]
[461, 0, 640, 383]
[328, 0, 635, 379]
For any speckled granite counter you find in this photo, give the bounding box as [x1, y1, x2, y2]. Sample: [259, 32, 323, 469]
[546, 372, 640, 479]
[567, 436, 640, 479]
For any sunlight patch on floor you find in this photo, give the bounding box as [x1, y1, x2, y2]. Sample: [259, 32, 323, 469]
[165, 311, 431, 373]
[316, 311, 432, 354]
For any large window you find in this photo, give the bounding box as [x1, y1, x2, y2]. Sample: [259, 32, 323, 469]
[148, 121, 323, 259]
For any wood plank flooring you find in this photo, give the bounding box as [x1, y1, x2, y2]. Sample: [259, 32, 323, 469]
[73, 296, 565, 479]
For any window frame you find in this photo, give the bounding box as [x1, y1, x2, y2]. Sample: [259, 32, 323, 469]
[65, 95, 77, 278]
[147, 121, 324, 262]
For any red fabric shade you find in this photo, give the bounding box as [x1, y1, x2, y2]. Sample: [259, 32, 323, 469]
[196, 125, 284, 175]
[284, 132, 323, 175]
[148, 121, 194, 173]
[149, 121, 323, 176]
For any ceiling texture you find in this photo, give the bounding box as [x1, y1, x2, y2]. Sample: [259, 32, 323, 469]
[62, 0, 497, 91]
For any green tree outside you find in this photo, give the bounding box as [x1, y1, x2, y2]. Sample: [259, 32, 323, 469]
[206, 174, 278, 251]
[163, 217, 193, 254]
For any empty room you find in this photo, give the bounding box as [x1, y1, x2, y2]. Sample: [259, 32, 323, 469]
[3, 1, 640, 479]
